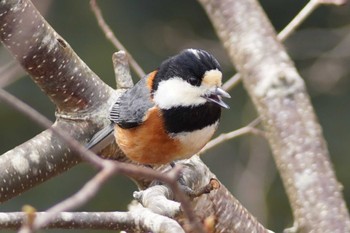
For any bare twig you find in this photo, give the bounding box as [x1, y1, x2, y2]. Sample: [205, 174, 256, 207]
[200, 117, 263, 154]
[278, 0, 347, 41]
[0, 60, 25, 87]
[90, 0, 146, 78]
[222, 0, 347, 92]
[0, 89, 105, 168]
[222, 73, 241, 91]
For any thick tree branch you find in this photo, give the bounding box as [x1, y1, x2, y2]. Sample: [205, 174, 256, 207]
[0, 210, 184, 233]
[0, 0, 120, 202]
[0, 0, 113, 113]
[198, 0, 350, 232]
[151, 156, 273, 233]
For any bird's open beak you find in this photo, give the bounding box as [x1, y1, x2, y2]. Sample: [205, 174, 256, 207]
[203, 87, 231, 109]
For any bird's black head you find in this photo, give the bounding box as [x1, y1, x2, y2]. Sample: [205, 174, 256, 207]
[153, 49, 221, 89]
[152, 48, 230, 110]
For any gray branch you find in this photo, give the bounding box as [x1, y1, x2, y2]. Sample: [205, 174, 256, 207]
[0, 209, 184, 233]
[0, 0, 119, 202]
[198, 0, 350, 232]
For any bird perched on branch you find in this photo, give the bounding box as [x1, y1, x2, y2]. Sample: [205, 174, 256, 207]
[87, 48, 230, 164]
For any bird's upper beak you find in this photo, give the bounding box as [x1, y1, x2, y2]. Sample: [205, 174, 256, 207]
[203, 87, 231, 109]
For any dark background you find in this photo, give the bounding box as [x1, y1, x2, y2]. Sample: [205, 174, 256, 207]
[1, 1, 350, 232]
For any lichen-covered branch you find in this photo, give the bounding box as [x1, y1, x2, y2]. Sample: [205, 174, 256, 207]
[152, 156, 272, 233]
[0, 0, 118, 202]
[0, 209, 184, 233]
[0, 124, 79, 203]
[198, 0, 350, 232]
[0, 0, 112, 113]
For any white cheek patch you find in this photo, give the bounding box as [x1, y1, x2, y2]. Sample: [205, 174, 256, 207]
[153, 77, 206, 109]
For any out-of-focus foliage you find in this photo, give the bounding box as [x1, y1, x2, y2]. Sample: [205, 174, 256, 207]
[1, 1, 349, 232]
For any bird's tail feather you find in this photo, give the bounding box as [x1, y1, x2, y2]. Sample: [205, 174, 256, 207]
[86, 124, 115, 153]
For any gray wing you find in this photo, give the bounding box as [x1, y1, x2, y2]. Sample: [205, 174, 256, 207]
[110, 76, 154, 129]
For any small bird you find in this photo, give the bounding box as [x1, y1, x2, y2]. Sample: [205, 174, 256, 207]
[87, 49, 230, 164]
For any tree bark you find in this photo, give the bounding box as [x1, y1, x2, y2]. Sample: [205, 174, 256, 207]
[0, 0, 117, 202]
[198, 0, 350, 232]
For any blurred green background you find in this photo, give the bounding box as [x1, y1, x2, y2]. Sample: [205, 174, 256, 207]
[1, 0, 350, 232]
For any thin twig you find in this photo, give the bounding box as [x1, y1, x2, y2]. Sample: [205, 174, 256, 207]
[222, 73, 241, 91]
[278, 0, 318, 41]
[279, 0, 346, 41]
[222, 0, 346, 91]
[27, 163, 117, 231]
[0, 89, 105, 168]
[0, 60, 25, 87]
[200, 117, 264, 154]
[90, 0, 145, 78]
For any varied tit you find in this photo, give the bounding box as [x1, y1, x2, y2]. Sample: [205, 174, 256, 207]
[87, 48, 230, 165]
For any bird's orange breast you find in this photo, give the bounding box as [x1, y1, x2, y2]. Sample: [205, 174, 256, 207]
[115, 107, 183, 164]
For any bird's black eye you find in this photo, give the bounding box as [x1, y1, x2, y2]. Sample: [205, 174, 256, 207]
[188, 77, 200, 86]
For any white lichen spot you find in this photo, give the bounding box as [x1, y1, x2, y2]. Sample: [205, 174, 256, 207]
[29, 151, 40, 164]
[0, 213, 10, 222]
[61, 212, 74, 221]
[295, 169, 317, 192]
[42, 34, 55, 52]
[63, 97, 71, 103]
[11, 155, 30, 175]
[46, 161, 53, 171]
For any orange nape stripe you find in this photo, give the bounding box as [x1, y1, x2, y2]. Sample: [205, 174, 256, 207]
[146, 70, 158, 91]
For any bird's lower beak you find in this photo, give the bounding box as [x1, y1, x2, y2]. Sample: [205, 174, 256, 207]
[203, 87, 231, 109]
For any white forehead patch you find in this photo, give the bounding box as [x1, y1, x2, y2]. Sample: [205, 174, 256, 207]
[187, 48, 201, 59]
[153, 77, 207, 109]
[202, 69, 222, 87]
